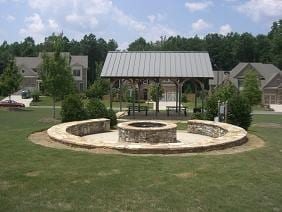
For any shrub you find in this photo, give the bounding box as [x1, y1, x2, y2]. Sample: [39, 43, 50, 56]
[106, 109, 117, 127]
[242, 70, 262, 106]
[31, 90, 40, 102]
[182, 95, 188, 103]
[86, 99, 108, 119]
[227, 94, 252, 130]
[191, 112, 206, 120]
[205, 93, 218, 120]
[61, 94, 86, 122]
[86, 79, 109, 99]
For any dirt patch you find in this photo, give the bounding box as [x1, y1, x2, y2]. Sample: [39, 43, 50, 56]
[97, 169, 120, 176]
[0, 180, 14, 190]
[174, 172, 197, 178]
[25, 171, 40, 177]
[28, 131, 265, 156]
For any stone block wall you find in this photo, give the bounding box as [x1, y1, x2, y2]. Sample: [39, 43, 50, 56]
[119, 128, 177, 143]
[66, 119, 110, 136]
[187, 121, 227, 138]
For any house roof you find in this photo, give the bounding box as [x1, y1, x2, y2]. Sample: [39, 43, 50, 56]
[209, 70, 230, 86]
[230, 62, 281, 87]
[230, 62, 280, 80]
[71, 56, 88, 68]
[263, 72, 282, 89]
[15, 57, 42, 77]
[101, 51, 214, 78]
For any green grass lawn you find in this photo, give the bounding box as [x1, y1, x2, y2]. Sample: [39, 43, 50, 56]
[0, 109, 282, 211]
[30, 96, 62, 106]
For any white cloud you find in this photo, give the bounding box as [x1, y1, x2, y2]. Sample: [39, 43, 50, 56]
[6, 15, 15, 21]
[48, 19, 59, 31]
[118, 41, 129, 50]
[192, 19, 212, 32]
[185, 1, 213, 12]
[219, 24, 232, 35]
[237, 0, 282, 22]
[147, 15, 156, 23]
[19, 13, 45, 42]
[25, 0, 179, 44]
[147, 13, 166, 23]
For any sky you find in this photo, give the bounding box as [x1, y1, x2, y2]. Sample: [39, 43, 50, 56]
[0, 0, 281, 49]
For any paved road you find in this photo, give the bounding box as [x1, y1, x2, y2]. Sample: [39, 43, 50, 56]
[270, 104, 282, 112]
[2, 95, 33, 107]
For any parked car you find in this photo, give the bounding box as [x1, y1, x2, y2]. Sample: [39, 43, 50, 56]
[21, 90, 31, 99]
[0, 100, 25, 107]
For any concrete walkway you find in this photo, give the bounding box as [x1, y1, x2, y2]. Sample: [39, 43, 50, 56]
[270, 104, 282, 112]
[2, 95, 33, 107]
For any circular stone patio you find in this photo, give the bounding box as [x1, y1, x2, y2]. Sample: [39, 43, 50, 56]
[45, 119, 249, 154]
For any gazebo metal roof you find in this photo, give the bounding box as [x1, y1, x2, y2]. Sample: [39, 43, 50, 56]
[101, 51, 214, 79]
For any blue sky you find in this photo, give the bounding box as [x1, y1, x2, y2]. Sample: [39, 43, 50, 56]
[0, 0, 281, 49]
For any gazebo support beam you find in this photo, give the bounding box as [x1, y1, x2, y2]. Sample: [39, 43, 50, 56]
[109, 80, 113, 110]
[119, 79, 122, 111]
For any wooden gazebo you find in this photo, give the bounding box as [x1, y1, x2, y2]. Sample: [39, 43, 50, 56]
[101, 51, 214, 116]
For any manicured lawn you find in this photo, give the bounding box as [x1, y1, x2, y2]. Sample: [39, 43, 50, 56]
[0, 108, 282, 211]
[30, 96, 62, 106]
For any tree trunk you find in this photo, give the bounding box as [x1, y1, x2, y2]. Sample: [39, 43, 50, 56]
[52, 96, 56, 118]
[9, 95, 11, 101]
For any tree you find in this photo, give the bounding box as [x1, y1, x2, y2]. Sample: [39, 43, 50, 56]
[242, 70, 262, 106]
[148, 84, 164, 102]
[86, 79, 109, 100]
[61, 94, 86, 122]
[40, 36, 75, 118]
[0, 60, 22, 99]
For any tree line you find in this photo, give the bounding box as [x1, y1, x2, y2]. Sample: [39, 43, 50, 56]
[128, 20, 282, 71]
[0, 19, 281, 85]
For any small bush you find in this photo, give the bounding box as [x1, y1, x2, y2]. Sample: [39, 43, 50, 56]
[182, 95, 188, 103]
[106, 109, 117, 127]
[191, 112, 206, 120]
[32, 90, 40, 102]
[86, 99, 108, 119]
[61, 94, 86, 122]
[227, 94, 252, 130]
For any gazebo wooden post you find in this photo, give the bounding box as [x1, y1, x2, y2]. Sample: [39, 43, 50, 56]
[175, 80, 179, 112]
[194, 83, 198, 110]
[109, 79, 113, 110]
[200, 80, 205, 113]
[119, 79, 122, 111]
[156, 78, 160, 116]
[137, 80, 141, 112]
[132, 79, 136, 117]
[178, 81, 183, 115]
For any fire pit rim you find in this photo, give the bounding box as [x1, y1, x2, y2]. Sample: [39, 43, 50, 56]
[117, 120, 177, 131]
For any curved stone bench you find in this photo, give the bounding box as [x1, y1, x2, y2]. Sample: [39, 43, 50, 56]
[47, 118, 110, 148]
[186, 119, 247, 150]
[47, 119, 248, 154]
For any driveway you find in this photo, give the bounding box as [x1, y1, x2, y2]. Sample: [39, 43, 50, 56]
[270, 104, 282, 112]
[2, 95, 33, 107]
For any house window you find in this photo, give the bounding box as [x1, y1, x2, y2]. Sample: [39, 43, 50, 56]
[73, 69, 81, 77]
[79, 83, 84, 92]
[238, 79, 244, 91]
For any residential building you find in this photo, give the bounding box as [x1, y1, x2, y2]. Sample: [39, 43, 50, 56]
[210, 62, 282, 105]
[15, 52, 88, 92]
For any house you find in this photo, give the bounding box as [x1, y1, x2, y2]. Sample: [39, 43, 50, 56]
[210, 62, 282, 105]
[15, 52, 88, 92]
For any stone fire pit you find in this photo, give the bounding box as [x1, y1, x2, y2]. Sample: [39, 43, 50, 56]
[117, 121, 177, 143]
